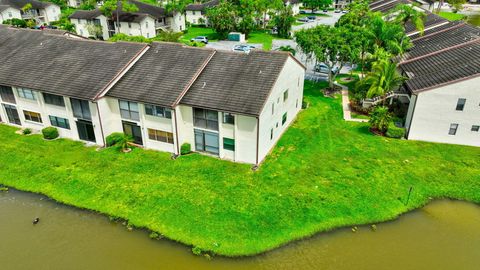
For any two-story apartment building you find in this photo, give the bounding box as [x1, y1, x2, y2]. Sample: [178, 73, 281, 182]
[370, 0, 480, 148]
[185, 0, 218, 25]
[70, 0, 184, 40]
[0, 26, 305, 165]
[0, 0, 60, 25]
[0, 4, 21, 23]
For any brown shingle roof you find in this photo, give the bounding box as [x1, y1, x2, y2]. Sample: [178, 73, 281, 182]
[107, 43, 215, 107]
[180, 51, 289, 116]
[0, 27, 146, 100]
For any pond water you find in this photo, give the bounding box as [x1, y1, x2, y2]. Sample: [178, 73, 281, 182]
[1, 189, 480, 270]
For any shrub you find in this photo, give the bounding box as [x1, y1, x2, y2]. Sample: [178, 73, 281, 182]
[22, 128, 32, 135]
[149, 232, 160, 239]
[369, 106, 391, 133]
[181, 143, 191, 155]
[386, 123, 406, 138]
[42, 127, 59, 140]
[192, 246, 203, 256]
[106, 132, 125, 147]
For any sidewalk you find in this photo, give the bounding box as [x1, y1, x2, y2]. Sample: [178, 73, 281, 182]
[337, 83, 369, 123]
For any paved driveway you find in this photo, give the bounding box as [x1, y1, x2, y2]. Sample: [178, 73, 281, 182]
[205, 41, 264, 51]
[292, 11, 343, 32]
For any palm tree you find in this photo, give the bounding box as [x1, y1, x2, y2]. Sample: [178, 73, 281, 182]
[370, 14, 411, 56]
[392, 4, 426, 35]
[359, 59, 406, 99]
[369, 106, 392, 133]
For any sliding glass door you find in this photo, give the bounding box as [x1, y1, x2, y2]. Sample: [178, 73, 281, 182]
[194, 129, 219, 155]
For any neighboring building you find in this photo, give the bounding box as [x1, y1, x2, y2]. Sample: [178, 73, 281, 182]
[0, 5, 21, 23]
[334, 0, 351, 9]
[0, 26, 305, 165]
[70, 0, 185, 40]
[284, 0, 302, 15]
[185, 0, 300, 25]
[0, 0, 60, 25]
[185, 0, 218, 25]
[367, 1, 480, 148]
[67, 0, 83, 8]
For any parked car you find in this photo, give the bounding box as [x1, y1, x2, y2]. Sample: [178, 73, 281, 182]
[190, 36, 208, 44]
[341, 10, 348, 14]
[298, 17, 315, 23]
[232, 44, 255, 53]
[314, 63, 339, 74]
[299, 10, 306, 14]
[323, 9, 328, 12]
[307, 15, 316, 20]
[334, 9, 341, 13]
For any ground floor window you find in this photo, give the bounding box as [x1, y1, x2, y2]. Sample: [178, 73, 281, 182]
[194, 129, 219, 155]
[282, 112, 287, 125]
[49, 115, 70, 129]
[148, 128, 174, 144]
[472, 125, 479, 132]
[449, 123, 459, 135]
[223, 137, 235, 151]
[23, 110, 42, 123]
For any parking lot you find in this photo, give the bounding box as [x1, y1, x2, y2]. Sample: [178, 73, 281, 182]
[205, 41, 264, 52]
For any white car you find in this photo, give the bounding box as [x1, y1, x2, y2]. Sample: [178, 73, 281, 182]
[232, 44, 255, 53]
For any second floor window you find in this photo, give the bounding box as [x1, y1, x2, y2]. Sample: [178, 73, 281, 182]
[43, 93, 65, 107]
[17, 88, 36, 100]
[456, 98, 466, 111]
[145, 104, 171, 119]
[223, 112, 234, 125]
[71, 98, 91, 120]
[194, 108, 218, 131]
[0, 85, 16, 104]
[283, 90, 289, 102]
[119, 100, 140, 121]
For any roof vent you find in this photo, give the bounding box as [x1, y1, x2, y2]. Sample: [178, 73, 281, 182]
[124, 49, 127, 53]
[202, 82, 206, 88]
[40, 42, 43, 46]
[259, 70, 262, 74]
[155, 49, 159, 53]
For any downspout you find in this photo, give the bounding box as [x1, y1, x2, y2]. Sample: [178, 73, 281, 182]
[255, 117, 260, 166]
[406, 94, 417, 139]
[173, 108, 180, 155]
[95, 101, 106, 146]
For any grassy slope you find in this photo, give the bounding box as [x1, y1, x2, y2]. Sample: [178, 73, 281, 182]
[180, 26, 221, 42]
[1, 81, 479, 256]
[438, 11, 466, 21]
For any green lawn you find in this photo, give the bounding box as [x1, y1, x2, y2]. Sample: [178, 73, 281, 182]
[247, 30, 285, 50]
[1, 81, 479, 257]
[438, 11, 466, 21]
[180, 26, 221, 42]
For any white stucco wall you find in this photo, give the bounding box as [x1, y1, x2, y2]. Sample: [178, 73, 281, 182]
[185, 10, 207, 25]
[257, 56, 305, 163]
[166, 11, 185, 32]
[116, 16, 156, 38]
[0, 87, 104, 145]
[175, 105, 258, 164]
[407, 77, 480, 147]
[0, 7, 21, 24]
[97, 97, 176, 153]
[71, 16, 109, 40]
[42, 4, 61, 24]
[68, 0, 83, 8]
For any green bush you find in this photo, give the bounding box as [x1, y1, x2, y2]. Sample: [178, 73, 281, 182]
[42, 127, 59, 140]
[386, 123, 406, 138]
[106, 132, 125, 147]
[191, 246, 203, 256]
[181, 143, 191, 155]
[22, 128, 32, 135]
[369, 106, 391, 133]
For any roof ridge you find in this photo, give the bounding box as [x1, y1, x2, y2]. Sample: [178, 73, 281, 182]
[400, 38, 480, 65]
[172, 50, 217, 107]
[411, 21, 465, 42]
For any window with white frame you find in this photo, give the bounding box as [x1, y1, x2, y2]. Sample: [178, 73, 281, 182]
[23, 110, 42, 123]
[148, 128, 174, 144]
[449, 123, 459, 135]
[119, 100, 140, 121]
[49, 115, 70, 129]
[145, 104, 171, 119]
[223, 112, 234, 124]
[17, 88, 36, 100]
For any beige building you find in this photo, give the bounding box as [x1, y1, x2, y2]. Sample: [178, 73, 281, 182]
[0, 26, 305, 165]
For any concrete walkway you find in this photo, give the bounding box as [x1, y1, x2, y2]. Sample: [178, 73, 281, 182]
[337, 83, 369, 123]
